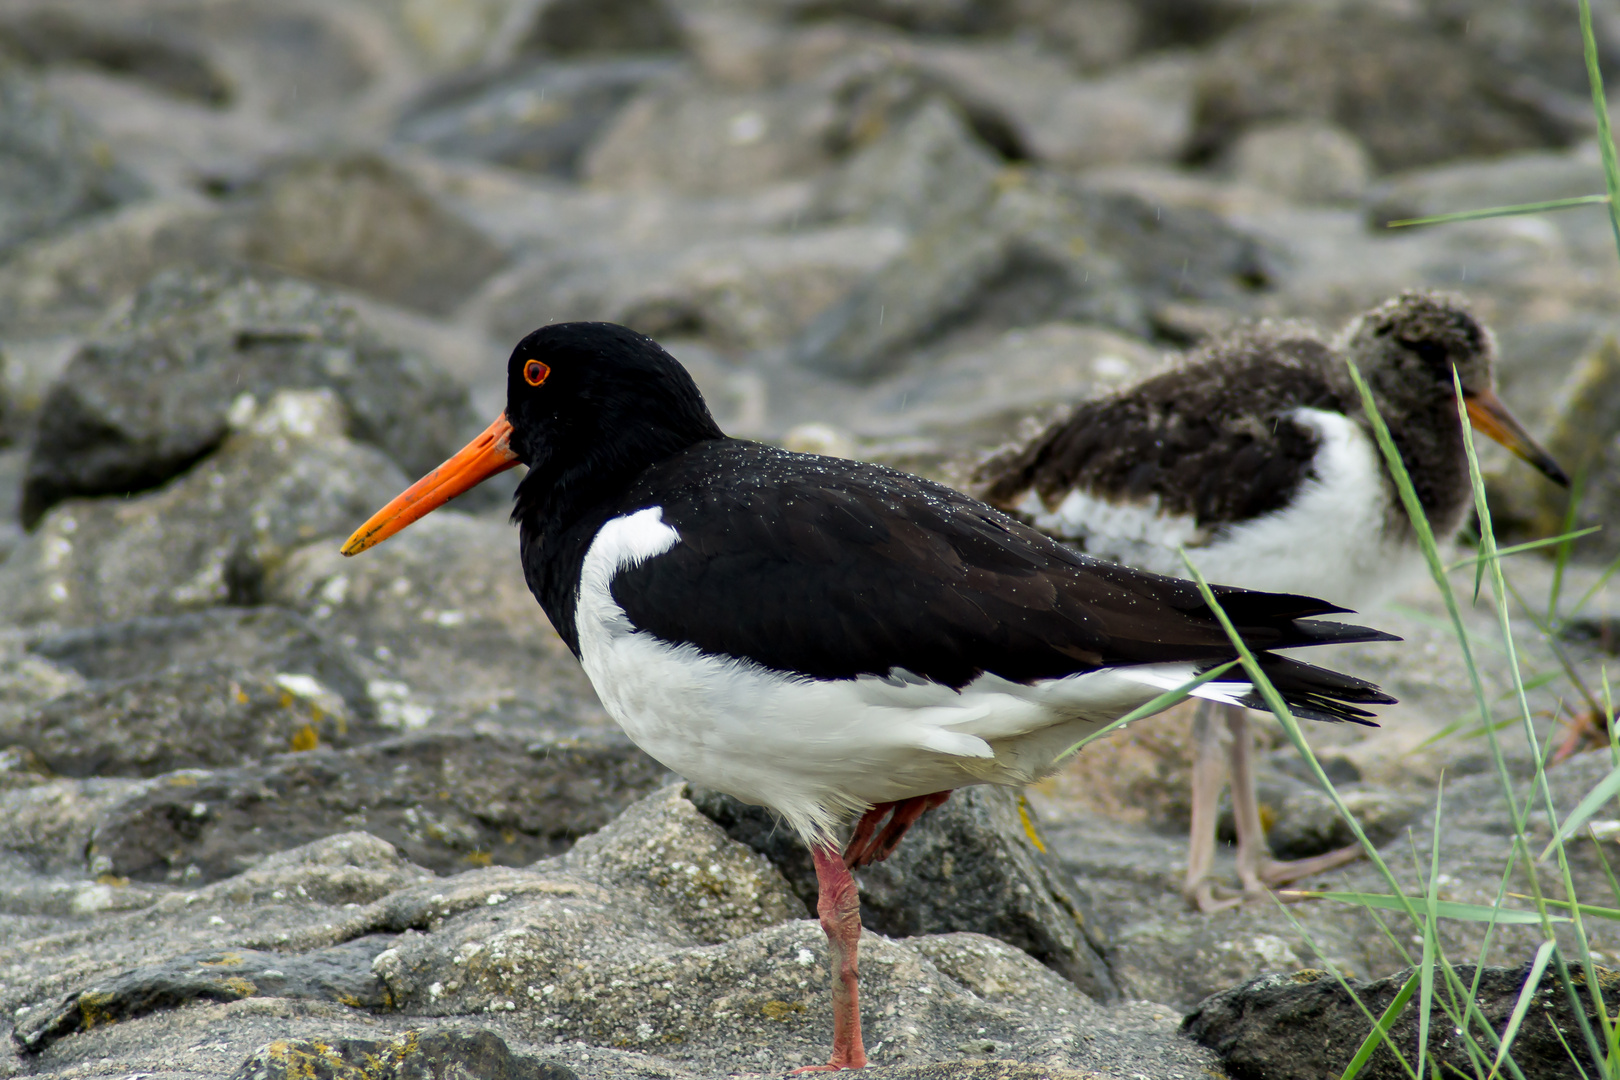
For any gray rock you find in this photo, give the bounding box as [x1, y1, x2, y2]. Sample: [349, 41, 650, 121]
[793, 170, 1276, 380]
[85, 729, 668, 883]
[398, 58, 682, 178]
[0, 72, 141, 254]
[582, 60, 940, 194]
[241, 155, 507, 316]
[368, 790, 1193, 1075]
[852, 788, 1118, 1003]
[1188, 9, 1584, 172]
[4, 664, 382, 779]
[0, 773, 144, 875]
[16, 935, 399, 1053]
[1226, 120, 1372, 205]
[232, 1030, 580, 1080]
[556, 784, 807, 944]
[19, 269, 478, 526]
[2, 390, 409, 627]
[813, 96, 1002, 229]
[1184, 963, 1610, 1080]
[1425, 0, 1620, 102]
[0, 197, 233, 338]
[519, 0, 685, 57]
[266, 509, 607, 725]
[28, 605, 373, 719]
[1263, 785, 1428, 861]
[0, 8, 232, 106]
[689, 785, 1118, 1003]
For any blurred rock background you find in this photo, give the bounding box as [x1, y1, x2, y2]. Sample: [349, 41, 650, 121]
[0, 1, 1618, 1077]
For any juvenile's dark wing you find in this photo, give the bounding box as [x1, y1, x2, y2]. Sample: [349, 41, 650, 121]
[979, 341, 1345, 528]
[608, 440, 1393, 720]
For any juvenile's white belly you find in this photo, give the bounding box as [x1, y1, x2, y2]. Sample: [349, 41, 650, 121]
[1020, 408, 1424, 611]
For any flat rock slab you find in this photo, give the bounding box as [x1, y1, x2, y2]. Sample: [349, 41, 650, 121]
[82, 729, 669, 882]
[1184, 963, 1616, 1080]
[233, 1029, 581, 1080]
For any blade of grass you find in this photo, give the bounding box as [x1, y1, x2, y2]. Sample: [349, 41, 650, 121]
[1539, 764, 1620, 860]
[1285, 892, 1560, 924]
[1384, 194, 1609, 228]
[1550, 464, 1591, 625]
[1418, 790, 1446, 1072]
[1180, 552, 1519, 1076]
[1445, 527, 1602, 572]
[1340, 968, 1422, 1080]
[1580, 0, 1620, 254]
[1489, 941, 1557, 1080]
[1451, 369, 1613, 1074]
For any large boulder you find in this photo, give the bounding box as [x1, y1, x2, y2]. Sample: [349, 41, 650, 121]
[0, 72, 141, 254]
[1187, 9, 1584, 172]
[1, 390, 407, 627]
[19, 269, 478, 527]
[689, 784, 1118, 1003]
[240, 155, 507, 316]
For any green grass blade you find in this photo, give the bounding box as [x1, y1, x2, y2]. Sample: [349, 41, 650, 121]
[1056, 660, 1239, 759]
[1513, 896, 1620, 922]
[1419, 788, 1446, 1071]
[1286, 891, 1560, 924]
[1539, 763, 1620, 861]
[1445, 527, 1603, 572]
[1489, 940, 1557, 1080]
[1580, 0, 1620, 255]
[1384, 194, 1609, 228]
[1340, 968, 1422, 1080]
[1550, 465, 1590, 625]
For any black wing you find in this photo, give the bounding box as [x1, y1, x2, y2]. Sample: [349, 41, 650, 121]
[606, 440, 1393, 720]
[978, 336, 1347, 528]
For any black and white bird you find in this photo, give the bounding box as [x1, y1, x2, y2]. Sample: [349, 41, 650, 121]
[341, 321, 1398, 1072]
[978, 289, 1568, 911]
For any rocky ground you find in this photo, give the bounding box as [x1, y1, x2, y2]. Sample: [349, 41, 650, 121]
[1, 0, 1619, 1077]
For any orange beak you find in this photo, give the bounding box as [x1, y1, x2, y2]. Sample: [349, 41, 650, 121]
[1463, 387, 1568, 488]
[341, 413, 521, 556]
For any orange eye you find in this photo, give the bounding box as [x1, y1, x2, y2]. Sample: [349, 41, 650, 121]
[523, 360, 550, 386]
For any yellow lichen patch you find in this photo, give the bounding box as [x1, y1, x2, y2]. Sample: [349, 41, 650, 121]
[465, 850, 493, 866]
[95, 873, 129, 887]
[257, 1038, 356, 1079]
[1257, 802, 1278, 835]
[78, 991, 120, 1029]
[220, 976, 258, 997]
[198, 953, 246, 967]
[289, 724, 320, 752]
[1016, 794, 1047, 854]
[760, 999, 806, 1022]
[167, 773, 198, 786]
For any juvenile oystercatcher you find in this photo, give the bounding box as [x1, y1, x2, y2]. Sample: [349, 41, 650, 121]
[341, 321, 1398, 1071]
[978, 290, 1567, 911]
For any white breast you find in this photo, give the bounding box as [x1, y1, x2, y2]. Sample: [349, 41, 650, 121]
[573, 507, 1253, 844]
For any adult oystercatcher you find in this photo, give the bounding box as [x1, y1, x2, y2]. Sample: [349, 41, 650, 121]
[341, 321, 1398, 1071]
[978, 289, 1568, 911]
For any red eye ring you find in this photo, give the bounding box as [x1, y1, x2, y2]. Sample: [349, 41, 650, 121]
[523, 359, 550, 386]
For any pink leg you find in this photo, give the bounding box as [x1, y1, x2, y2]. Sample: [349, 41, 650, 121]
[846, 791, 951, 869]
[1184, 700, 1241, 913]
[793, 844, 868, 1073]
[1225, 706, 1363, 896]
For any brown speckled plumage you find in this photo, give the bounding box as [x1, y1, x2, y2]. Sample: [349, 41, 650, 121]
[978, 290, 1495, 544]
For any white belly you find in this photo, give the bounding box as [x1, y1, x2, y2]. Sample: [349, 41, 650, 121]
[1020, 407, 1425, 611]
[573, 507, 1248, 844]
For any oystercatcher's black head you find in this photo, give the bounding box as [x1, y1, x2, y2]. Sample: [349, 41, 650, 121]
[1343, 290, 1567, 487]
[340, 322, 723, 555]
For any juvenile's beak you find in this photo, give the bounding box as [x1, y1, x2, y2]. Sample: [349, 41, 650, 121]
[341, 414, 520, 556]
[1463, 387, 1569, 487]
